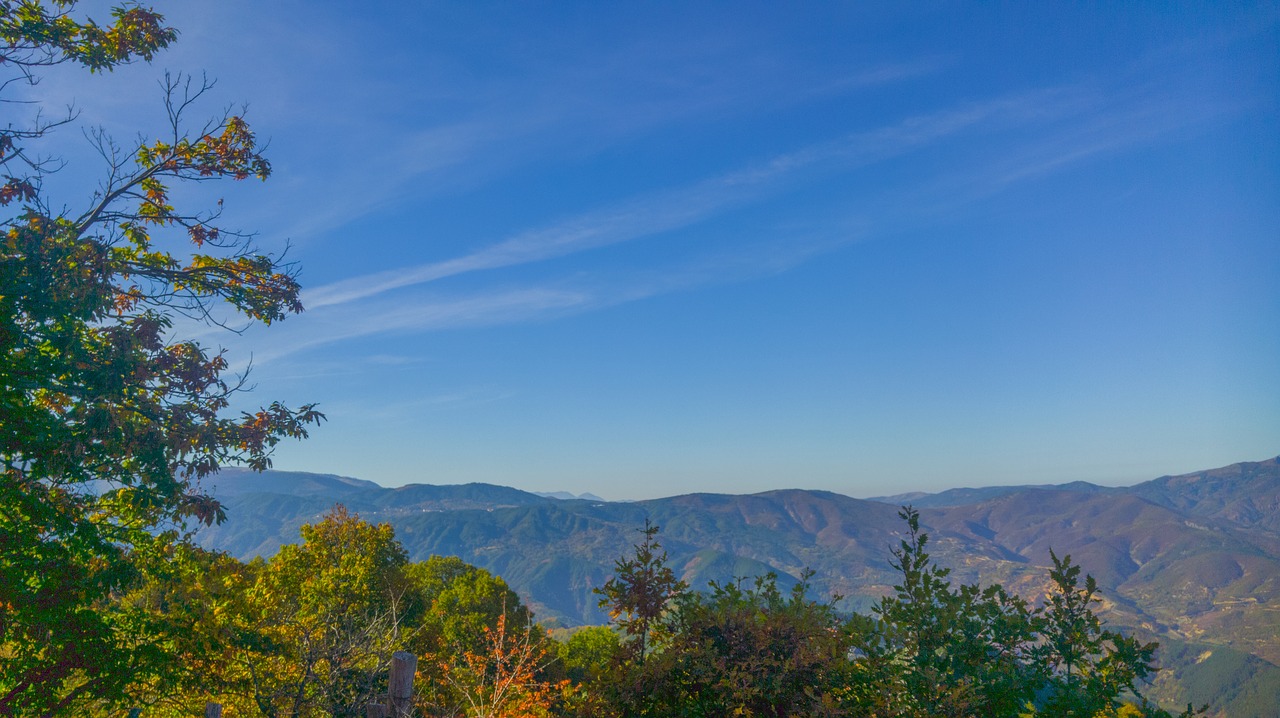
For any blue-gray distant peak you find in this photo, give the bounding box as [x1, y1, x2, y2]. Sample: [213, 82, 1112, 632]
[534, 491, 610, 502]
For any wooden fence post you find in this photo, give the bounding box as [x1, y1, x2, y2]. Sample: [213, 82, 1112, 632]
[388, 650, 417, 718]
[204, 702, 223, 718]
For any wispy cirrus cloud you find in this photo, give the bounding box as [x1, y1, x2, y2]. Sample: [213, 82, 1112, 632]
[218, 70, 1238, 372]
[304, 88, 1077, 311]
[229, 226, 855, 373]
[259, 55, 948, 245]
[235, 286, 590, 369]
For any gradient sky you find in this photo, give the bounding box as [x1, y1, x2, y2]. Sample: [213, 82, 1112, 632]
[29, 2, 1280, 499]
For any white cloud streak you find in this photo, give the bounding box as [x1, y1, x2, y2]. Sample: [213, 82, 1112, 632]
[210, 75, 1234, 371]
[304, 89, 1070, 311]
[237, 287, 590, 369]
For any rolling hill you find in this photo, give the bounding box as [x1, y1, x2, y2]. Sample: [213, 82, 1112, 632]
[194, 457, 1280, 717]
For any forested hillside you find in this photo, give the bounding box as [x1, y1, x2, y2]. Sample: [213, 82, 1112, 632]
[62, 503, 1207, 716]
[195, 458, 1280, 717]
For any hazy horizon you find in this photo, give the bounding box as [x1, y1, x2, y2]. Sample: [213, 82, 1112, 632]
[210, 453, 1279, 504]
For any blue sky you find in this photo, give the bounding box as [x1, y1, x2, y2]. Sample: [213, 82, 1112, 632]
[31, 2, 1280, 499]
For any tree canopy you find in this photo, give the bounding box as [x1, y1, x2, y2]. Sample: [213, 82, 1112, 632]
[1, 2, 319, 713]
[578, 512, 1198, 718]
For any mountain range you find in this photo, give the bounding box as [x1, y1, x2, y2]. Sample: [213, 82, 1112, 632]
[194, 457, 1280, 718]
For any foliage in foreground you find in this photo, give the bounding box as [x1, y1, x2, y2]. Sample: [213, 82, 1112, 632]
[583, 506, 1199, 718]
[4, 504, 1204, 717]
[1, 2, 319, 714]
[111, 507, 552, 717]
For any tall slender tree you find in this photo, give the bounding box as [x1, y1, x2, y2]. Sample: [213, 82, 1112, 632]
[1035, 550, 1162, 717]
[594, 519, 687, 665]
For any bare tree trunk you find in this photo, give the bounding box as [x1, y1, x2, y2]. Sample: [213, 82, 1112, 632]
[388, 651, 417, 718]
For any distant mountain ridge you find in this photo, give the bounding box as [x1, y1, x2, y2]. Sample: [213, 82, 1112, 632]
[194, 457, 1280, 718]
[533, 490, 610, 502]
[206, 467, 382, 497]
[1133, 460, 1280, 534]
[868, 480, 1117, 508]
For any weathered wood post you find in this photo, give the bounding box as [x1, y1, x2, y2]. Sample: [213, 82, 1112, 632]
[205, 702, 223, 718]
[388, 650, 417, 717]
